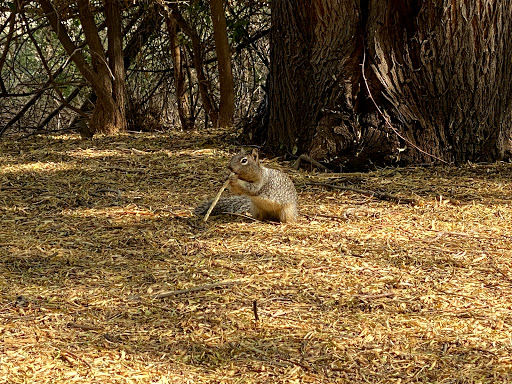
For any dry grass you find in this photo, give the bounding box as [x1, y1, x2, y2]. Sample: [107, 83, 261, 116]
[1, 130, 512, 383]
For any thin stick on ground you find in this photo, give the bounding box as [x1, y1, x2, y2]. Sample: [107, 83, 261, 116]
[308, 182, 418, 205]
[354, 292, 396, 300]
[252, 300, 259, 321]
[153, 279, 244, 299]
[203, 175, 233, 222]
[486, 253, 512, 285]
[293, 154, 331, 172]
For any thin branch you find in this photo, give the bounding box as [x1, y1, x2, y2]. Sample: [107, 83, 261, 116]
[252, 300, 259, 321]
[153, 279, 243, 299]
[161, 2, 219, 126]
[0, 7, 16, 88]
[362, 50, 450, 165]
[20, 5, 66, 103]
[39, 0, 105, 96]
[308, 181, 418, 205]
[203, 176, 232, 222]
[293, 154, 332, 172]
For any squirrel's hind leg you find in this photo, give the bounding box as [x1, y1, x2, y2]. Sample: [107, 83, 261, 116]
[250, 204, 267, 221]
[279, 203, 298, 223]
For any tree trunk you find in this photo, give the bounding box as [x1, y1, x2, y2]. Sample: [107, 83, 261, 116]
[104, 0, 127, 134]
[0, 9, 16, 96]
[166, 16, 195, 130]
[166, 4, 219, 127]
[209, 0, 235, 128]
[262, 0, 512, 168]
[39, 0, 127, 136]
[267, 0, 394, 169]
[367, 1, 512, 164]
[71, 5, 163, 134]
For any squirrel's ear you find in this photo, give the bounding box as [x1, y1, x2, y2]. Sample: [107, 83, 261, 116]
[240, 148, 246, 155]
[251, 148, 259, 162]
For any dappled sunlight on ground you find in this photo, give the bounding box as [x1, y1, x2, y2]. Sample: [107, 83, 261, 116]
[1, 132, 512, 383]
[0, 160, 76, 174]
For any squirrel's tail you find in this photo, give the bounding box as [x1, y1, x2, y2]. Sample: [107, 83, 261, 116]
[195, 196, 251, 217]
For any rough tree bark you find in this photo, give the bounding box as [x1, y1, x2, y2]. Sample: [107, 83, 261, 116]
[260, 0, 512, 169]
[266, 0, 396, 170]
[367, 1, 512, 164]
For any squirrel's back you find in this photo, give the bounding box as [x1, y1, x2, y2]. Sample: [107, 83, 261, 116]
[247, 167, 297, 222]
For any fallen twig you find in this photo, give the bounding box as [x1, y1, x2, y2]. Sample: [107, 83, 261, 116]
[241, 342, 315, 372]
[67, 322, 103, 331]
[293, 154, 331, 172]
[252, 300, 259, 321]
[104, 166, 147, 173]
[153, 279, 244, 299]
[486, 254, 512, 284]
[354, 292, 396, 300]
[225, 211, 260, 221]
[91, 188, 122, 199]
[308, 182, 418, 205]
[303, 213, 348, 221]
[57, 347, 92, 369]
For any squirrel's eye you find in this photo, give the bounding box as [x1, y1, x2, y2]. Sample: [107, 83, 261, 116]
[241, 158, 248, 164]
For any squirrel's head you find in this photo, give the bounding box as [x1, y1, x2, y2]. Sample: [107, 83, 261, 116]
[228, 148, 260, 181]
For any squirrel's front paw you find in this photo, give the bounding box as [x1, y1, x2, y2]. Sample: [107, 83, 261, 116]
[228, 172, 238, 181]
[228, 173, 242, 194]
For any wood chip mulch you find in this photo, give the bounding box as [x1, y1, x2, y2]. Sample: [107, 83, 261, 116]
[1, 131, 512, 383]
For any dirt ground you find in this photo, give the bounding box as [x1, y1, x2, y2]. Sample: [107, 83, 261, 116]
[1, 131, 512, 383]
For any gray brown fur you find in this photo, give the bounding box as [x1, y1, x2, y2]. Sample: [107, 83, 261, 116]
[197, 149, 297, 223]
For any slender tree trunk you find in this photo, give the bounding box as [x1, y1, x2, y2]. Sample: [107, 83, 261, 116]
[104, 0, 127, 133]
[0, 8, 16, 95]
[166, 16, 194, 130]
[209, 0, 234, 128]
[165, 2, 236, 129]
[73, 5, 163, 132]
[166, 5, 219, 127]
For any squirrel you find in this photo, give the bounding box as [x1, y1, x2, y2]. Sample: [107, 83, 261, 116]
[196, 148, 298, 223]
